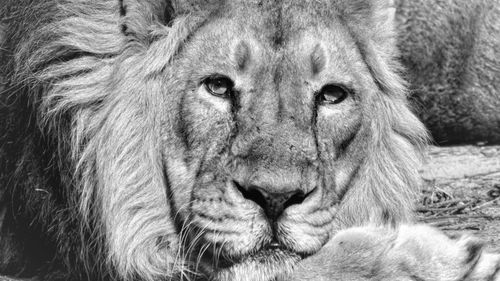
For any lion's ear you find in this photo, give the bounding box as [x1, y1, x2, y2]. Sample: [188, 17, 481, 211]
[120, 0, 173, 41]
[119, 0, 222, 44]
[336, 0, 398, 45]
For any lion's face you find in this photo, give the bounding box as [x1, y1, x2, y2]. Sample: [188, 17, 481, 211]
[0, 0, 427, 280]
[163, 8, 372, 277]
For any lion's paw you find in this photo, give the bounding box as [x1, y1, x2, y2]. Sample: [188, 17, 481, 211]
[291, 224, 500, 281]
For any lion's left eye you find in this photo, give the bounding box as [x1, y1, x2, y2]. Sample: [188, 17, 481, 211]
[203, 76, 234, 97]
[317, 84, 351, 105]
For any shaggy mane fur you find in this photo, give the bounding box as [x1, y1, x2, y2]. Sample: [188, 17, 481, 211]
[0, 0, 427, 280]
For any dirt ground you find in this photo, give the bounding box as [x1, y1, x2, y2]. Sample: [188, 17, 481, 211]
[418, 145, 500, 251]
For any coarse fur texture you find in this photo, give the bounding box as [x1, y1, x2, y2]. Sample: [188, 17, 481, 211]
[292, 224, 500, 281]
[397, 0, 500, 144]
[1, 0, 494, 281]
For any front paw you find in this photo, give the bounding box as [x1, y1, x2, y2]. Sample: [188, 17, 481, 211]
[290, 224, 500, 281]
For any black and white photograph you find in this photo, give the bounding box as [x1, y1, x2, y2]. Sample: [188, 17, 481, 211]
[1, 0, 499, 280]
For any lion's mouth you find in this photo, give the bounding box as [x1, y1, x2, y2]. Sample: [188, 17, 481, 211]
[205, 241, 301, 268]
[189, 176, 335, 279]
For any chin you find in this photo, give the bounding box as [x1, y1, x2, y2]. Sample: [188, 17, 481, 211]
[210, 248, 301, 281]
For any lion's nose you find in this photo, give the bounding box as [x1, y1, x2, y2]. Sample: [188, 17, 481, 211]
[234, 181, 309, 221]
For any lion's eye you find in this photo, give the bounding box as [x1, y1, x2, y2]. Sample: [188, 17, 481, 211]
[318, 84, 350, 105]
[203, 76, 234, 97]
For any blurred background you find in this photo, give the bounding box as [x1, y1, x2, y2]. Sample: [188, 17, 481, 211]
[396, 0, 500, 249]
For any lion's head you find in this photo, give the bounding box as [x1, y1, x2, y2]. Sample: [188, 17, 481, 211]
[0, 0, 427, 280]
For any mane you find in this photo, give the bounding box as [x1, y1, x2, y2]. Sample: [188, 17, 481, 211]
[2, 0, 210, 279]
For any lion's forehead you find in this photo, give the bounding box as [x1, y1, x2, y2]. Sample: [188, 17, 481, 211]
[186, 16, 359, 86]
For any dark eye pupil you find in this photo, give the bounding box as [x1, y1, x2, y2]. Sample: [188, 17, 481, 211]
[319, 84, 349, 104]
[205, 77, 232, 97]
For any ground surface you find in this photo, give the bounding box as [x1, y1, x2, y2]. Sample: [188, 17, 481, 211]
[418, 145, 500, 251]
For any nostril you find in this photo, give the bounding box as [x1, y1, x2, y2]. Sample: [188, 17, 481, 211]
[234, 181, 269, 211]
[233, 180, 314, 221]
[284, 189, 307, 209]
[285, 187, 316, 208]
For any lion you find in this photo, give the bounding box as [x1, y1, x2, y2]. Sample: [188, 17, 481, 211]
[0, 1, 497, 281]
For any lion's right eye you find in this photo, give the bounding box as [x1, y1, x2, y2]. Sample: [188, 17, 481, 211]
[203, 76, 234, 98]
